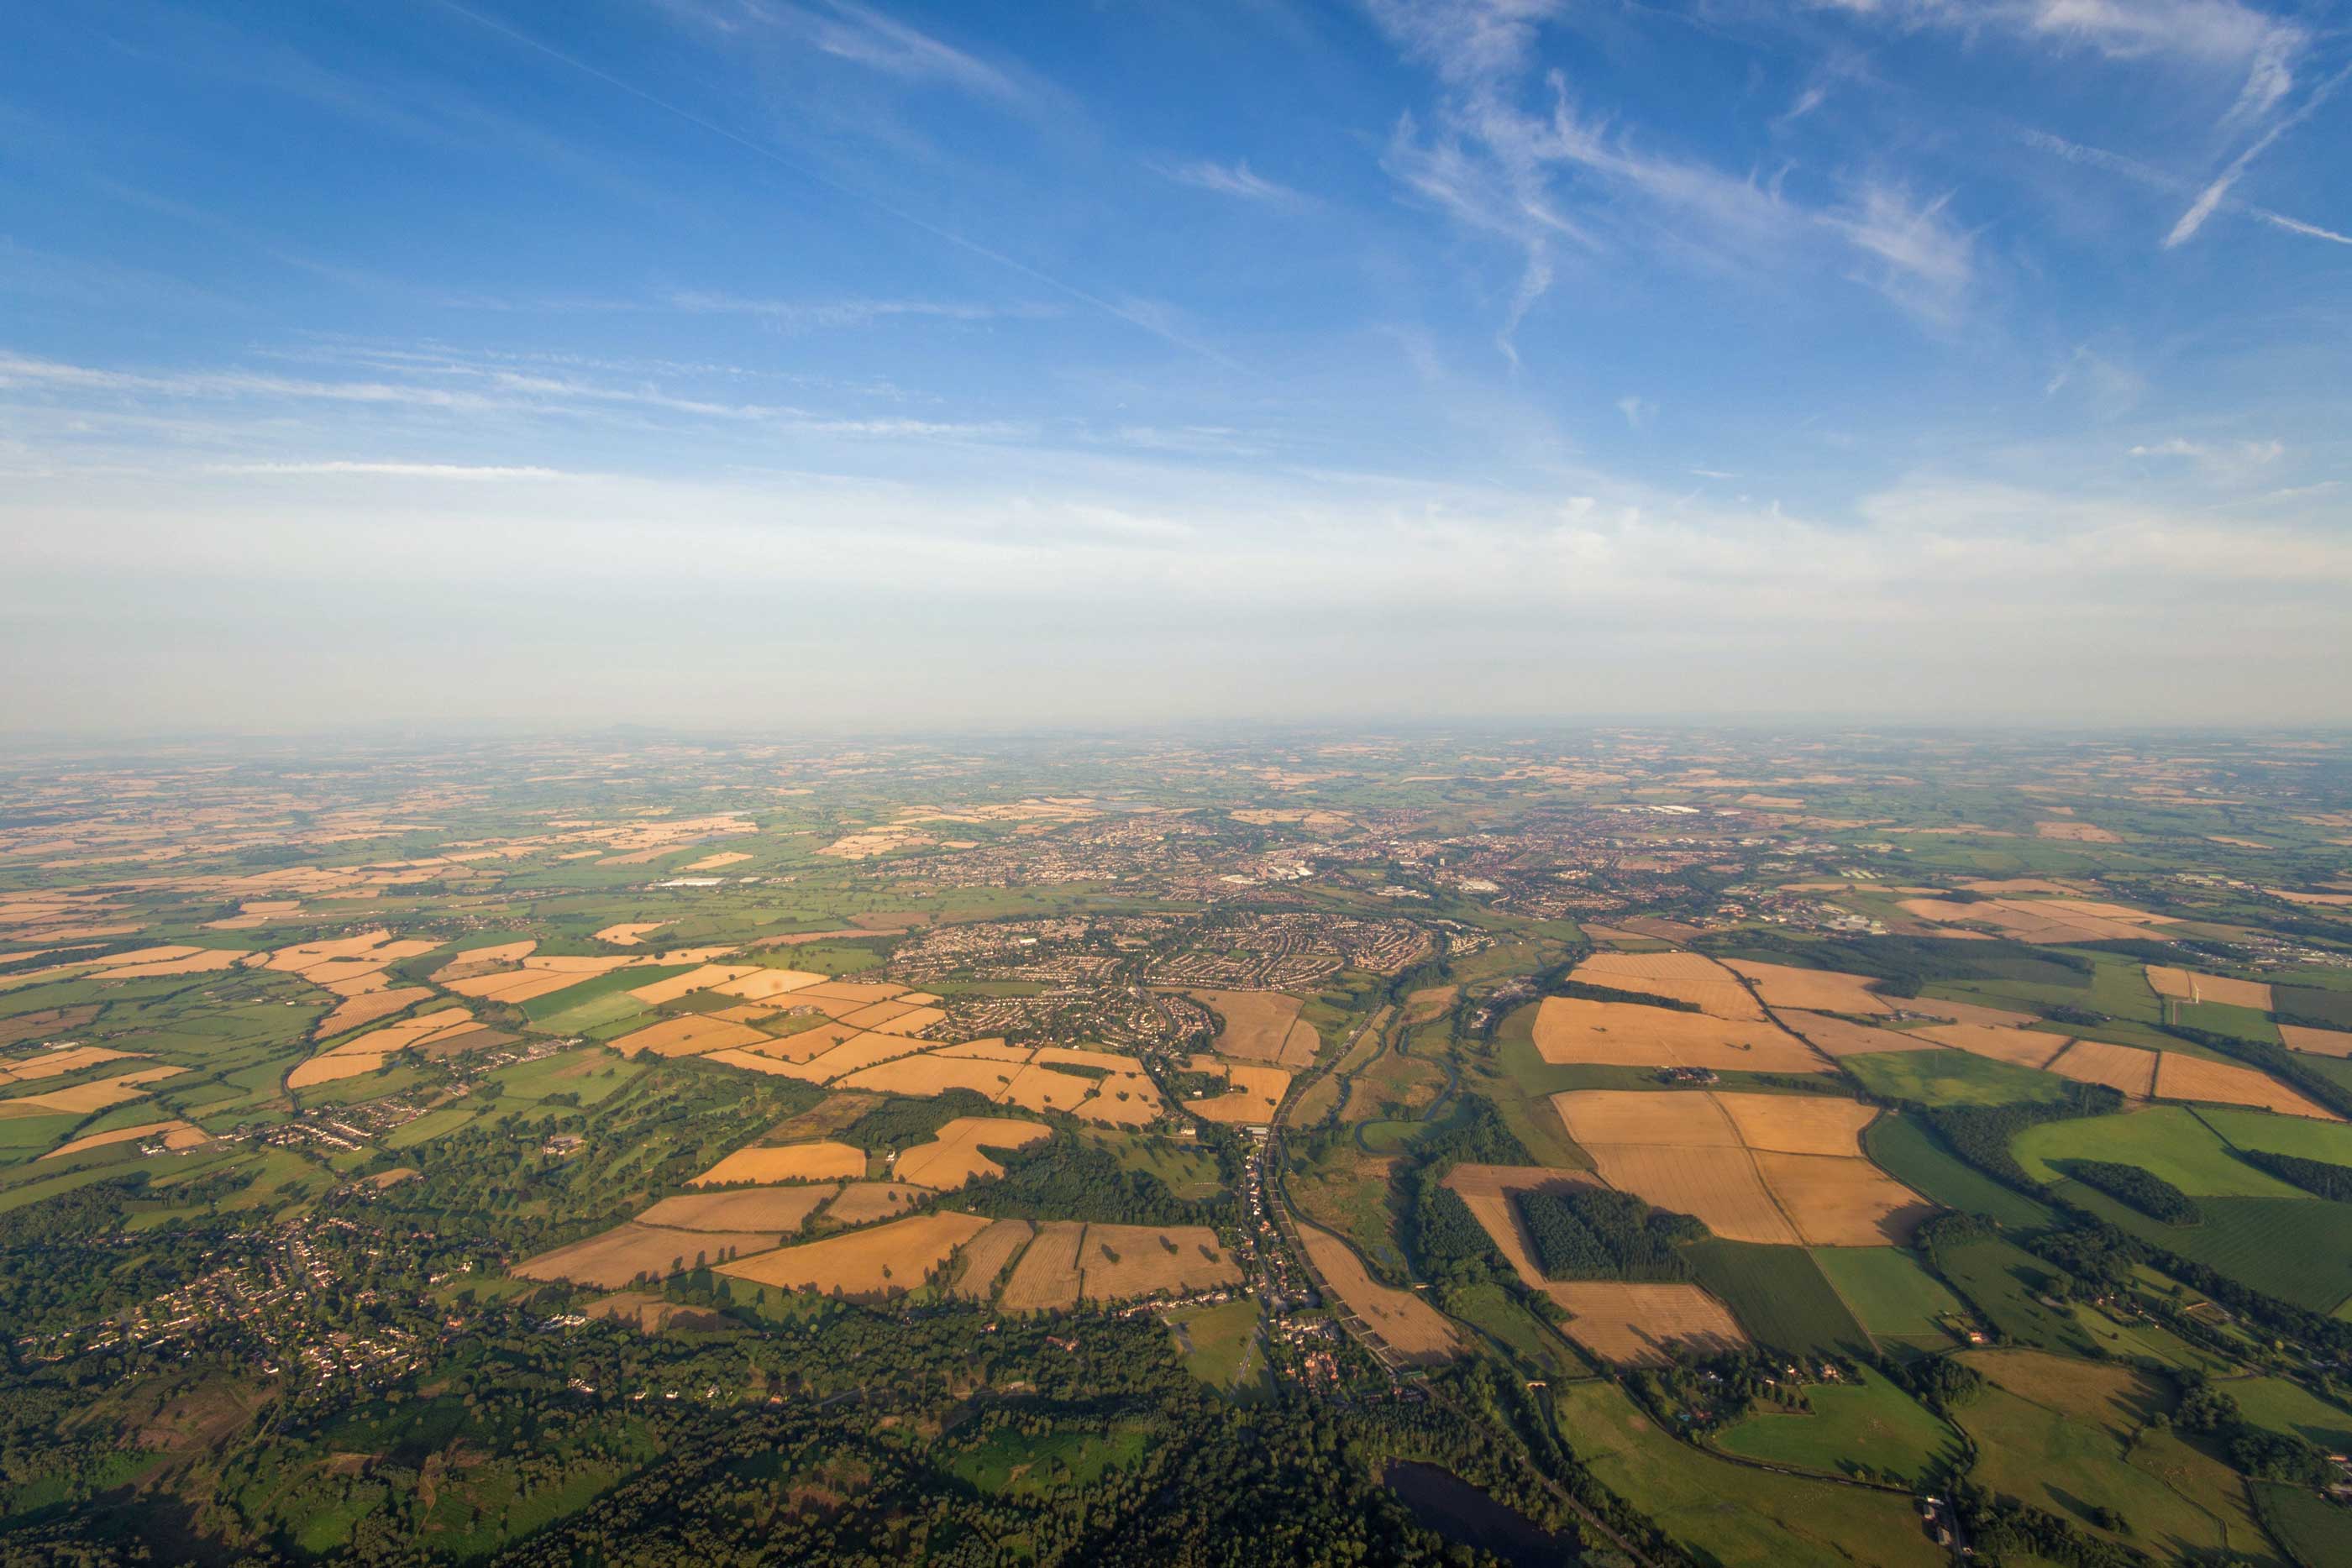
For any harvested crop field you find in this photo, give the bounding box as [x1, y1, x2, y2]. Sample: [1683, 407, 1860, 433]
[1910, 1023, 2069, 1070]
[638, 1186, 838, 1233]
[1723, 962, 1893, 1015]
[624, 964, 759, 1007]
[1190, 989, 1319, 1067]
[2147, 966, 2273, 1011]
[2155, 1053, 2339, 1119]
[0, 1041, 132, 1081]
[891, 1116, 1051, 1188]
[1078, 1225, 1240, 1301]
[2043, 1040, 2158, 1098]
[40, 1119, 207, 1160]
[1000, 1219, 1087, 1310]
[717, 1211, 992, 1300]
[1571, 952, 1765, 1020]
[9, 1064, 182, 1114]
[1441, 1162, 1608, 1287]
[1548, 1281, 1747, 1366]
[515, 1223, 779, 1290]
[609, 1015, 773, 1059]
[837, 1053, 1022, 1100]
[950, 1218, 1035, 1299]
[1773, 1011, 1937, 1057]
[1530, 997, 1827, 1074]
[1898, 896, 2169, 945]
[690, 1141, 869, 1187]
[1554, 1091, 1926, 1246]
[823, 1181, 935, 1228]
[1593, 1145, 1800, 1245]
[1184, 1055, 1289, 1124]
[2281, 1025, 2352, 1057]
[1297, 1224, 1459, 1364]
[317, 986, 434, 1038]
[287, 1054, 382, 1088]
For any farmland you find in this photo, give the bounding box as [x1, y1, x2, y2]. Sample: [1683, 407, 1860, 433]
[1553, 1380, 1945, 1568]
[1711, 1368, 1963, 1487]
[3, 731, 2352, 1567]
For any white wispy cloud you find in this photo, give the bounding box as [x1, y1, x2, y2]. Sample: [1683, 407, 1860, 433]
[1616, 396, 1655, 429]
[1818, 0, 2307, 124]
[1374, 6, 1976, 346]
[1158, 160, 1310, 207]
[1819, 184, 1974, 326]
[665, 292, 1061, 328]
[2129, 435, 2284, 481]
[659, 0, 1029, 105]
[206, 460, 571, 479]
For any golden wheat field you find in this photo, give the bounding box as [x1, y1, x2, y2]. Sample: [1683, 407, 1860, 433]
[891, 1116, 1051, 1188]
[1553, 1089, 1925, 1246]
[1909, 1023, 2069, 1070]
[1077, 1225, 1240, 1301]
[717, 1211, 994, 1300]
[949, 1218, 1036, 1300]
[2154, 1053, 2339, 1120]
[1772, 1010, 1938, 1057]
[822, 1181, 936, 1227]
[41, 1120, 208, 1161]
[1546, 1281, 1748, 1366]
[1570, 952, 1766, 1020]
[637, 1186, 839, 1234]
[514, 1223, 780, 1290]
[999, 1219, 1088, 1310]
[2043, 1040, 2158, 1098]
[1296, 1225, 1459, 1363]
[2281, 1025, 2352, 1057]
[1722, 960, 1894, 1015]
[1530, 996, 1827, 1074]
[1189, 989, 1318, 1066]
[2145, 966, 2274, 1011]
[1184, 1055, 1289, 1123]
[689, 1141, 869, 1187]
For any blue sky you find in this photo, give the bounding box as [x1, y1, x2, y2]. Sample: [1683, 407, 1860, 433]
[2, 0, 2347, 732]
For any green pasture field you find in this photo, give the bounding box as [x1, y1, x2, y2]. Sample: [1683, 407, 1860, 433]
[2255, 1481, 2352, 1568]
[1684, 1240, 1871, 1358]
[2060, 1185, 2352, 1314]
[1447, 1281, 1578, 1382]
[1084, 1130, 1223, 1199]
[1861, 1113, 2054, 1231]
[2193, 1106, 2352, 1164]
[386, 1106, 475, 1149]
[2279, 984, 2352, 1029]
[1166, 1298, 1271, 1401]
[1928, 1235, 2101, 1357]
[1551, 1379, 1945, 1568]
[1954, 1351, 2274, 1561]
[533, 991, 652, 1036]
[2014, 1106, 2313, 1196]
[2174, 1000, 2282, 1043]
[2065, 1301, 2238, 1375]
[521, 964, 689, 1022]
[1841, 1047, 2071, 1107]
[1711, 1367, 1963, 1487]
[489, 1047, 643, 1105]
[0, 1111, 80, 1162]
[2224, 1375, 2352, 1454]
[1810, 1246, 1965, 1343]
[944, 1424, 1148, 1497]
